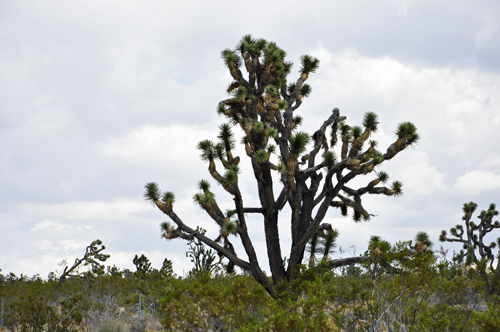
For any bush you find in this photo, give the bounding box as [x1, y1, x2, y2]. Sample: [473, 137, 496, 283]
[98, 321, 129, 332]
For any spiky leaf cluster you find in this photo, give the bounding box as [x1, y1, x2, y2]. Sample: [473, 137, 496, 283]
[396, 122, 420, 146]
[368, 235, 391, 256]
[268, 127, 278, 138]
[161, 192, 176, 205]
[218, 124, 235, 152]
[144, 182, 161, 204]
[391, 181, 403, 197]
[289, 132, 310, 157]
[255, 149, 269, 164]
[363, 112, 379, 132]
[223, 221, 238, 236]
[414, 231, 433, 248]
[322, 151, 336, 169]
[221, 49, 241, 68]
[198, 140, 215, 162]
[254, 121, 265, 133]
[351, 126, 362, 139]
[300, 84, 311, 98]
[378, 171, 389, 183]
[194, 192, 215, 207]
[300, 55, 320, 74]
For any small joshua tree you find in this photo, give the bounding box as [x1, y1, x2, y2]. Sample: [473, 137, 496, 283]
[184, 227, 225, 276]
[440, 202, 500, 295]
[57, 239, 110, 287]
[145, 35, 419, 296]
[133, 254, 152, 276]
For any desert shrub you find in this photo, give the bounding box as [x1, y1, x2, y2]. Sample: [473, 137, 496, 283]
[98, 321, 129, 332]
[3, 293, 82, 332]
[159, 267, 343, 331]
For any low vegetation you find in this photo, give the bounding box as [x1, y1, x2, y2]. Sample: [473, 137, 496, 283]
[1, 216, 499, 331]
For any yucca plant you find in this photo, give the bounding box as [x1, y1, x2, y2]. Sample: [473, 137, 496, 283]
[440, 202, 500, 295]
[145, 35, 420, 296]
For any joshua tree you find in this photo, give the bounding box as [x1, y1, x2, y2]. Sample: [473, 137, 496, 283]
[144, 35, 419, 296]
[184, 227, 225, 276]
[57, 239, 109, 287]
[133, 254, 152, 276]
[440, 202, 500, 295]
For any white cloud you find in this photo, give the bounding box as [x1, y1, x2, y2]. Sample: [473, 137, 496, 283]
[308, 47, 500, 168]
[384, 0, 417, 16]
[99, 123, 220, 180]
[454, 170, 500, 195]
[21, 199, 149, 222]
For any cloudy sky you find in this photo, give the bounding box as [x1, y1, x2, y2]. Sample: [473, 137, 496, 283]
[1, 0, 500, 278]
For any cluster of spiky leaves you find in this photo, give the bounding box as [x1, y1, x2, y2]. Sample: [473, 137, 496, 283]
[289, 132, 310, 157]
[307, 228, 340, 266]
[395, 122, 419, 146]
[367, 235, 392, 256]
[145, 182, 175, 207]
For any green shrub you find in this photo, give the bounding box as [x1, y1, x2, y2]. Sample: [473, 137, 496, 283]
[98, 321, 129, 332]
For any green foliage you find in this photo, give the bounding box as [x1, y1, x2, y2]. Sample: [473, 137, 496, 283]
[277, 163, 286, 174]
[321, 229, 339, 261]
[193, 191, 215, 207]
[197, 139, 215, 162]
[391, 180, 403, 197]
[232, 86, 247, 101]
[198, 179, 210, 191]
[255, 149, 268, 163]
[267, 127, 278, 138]
[133, 254, 152, 276]
[220, 167, 238, 184]
[223, 220, 238, 235]
[265, 84, 279, 98]
[253, 121, 265, 133]
[4, 293, 83, 332]
[218, 123, 235, 152]
[479, 298, 500, 331]
[372, 151, 384, 166]
[292, 115, 303, 128]
[362, 112, 378, 131]
[307, 231, 321, 267]
[299, 84, 311, 98]
[288, 131, 310, 157]
[221, 49, 241, 68]
[144, 182, 160, 204]
[396, 121, 420, 146]
[266, 144, 276, 154]
[2, 247, 499, 332]
[322, 150, 336, 168]
[216, 103, 227, 116]
[277, 99, 288, 110]
[378, 171, 389, 183]
[299, 55, 320, 74]
[161, 191, 175, 205]
[98, 322, 128, 332]
[351, 126, 362, 139]
[185, 230, 223, 276]
[415, 231, 433, 248]
[466, 244, 475, 266]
